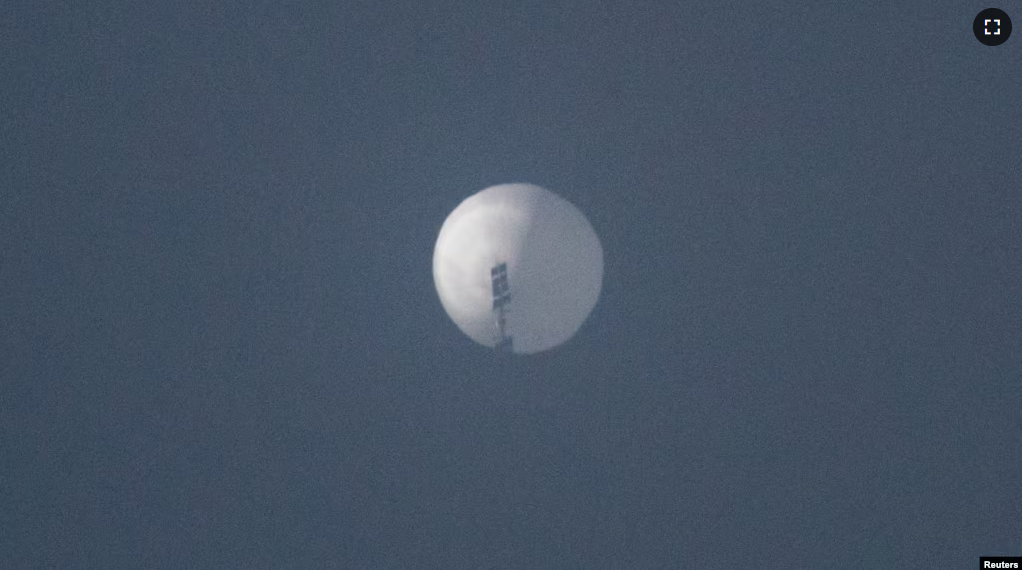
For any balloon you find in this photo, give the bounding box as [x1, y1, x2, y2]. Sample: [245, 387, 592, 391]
[433, 183, 603, 354]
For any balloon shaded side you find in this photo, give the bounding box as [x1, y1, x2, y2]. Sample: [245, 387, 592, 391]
[433, 183, 603, 354]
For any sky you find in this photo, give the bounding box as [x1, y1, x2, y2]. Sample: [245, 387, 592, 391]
[1, 0, 1020, 568]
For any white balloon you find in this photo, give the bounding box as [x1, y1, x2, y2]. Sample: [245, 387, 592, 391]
[433, 183, 603, 354]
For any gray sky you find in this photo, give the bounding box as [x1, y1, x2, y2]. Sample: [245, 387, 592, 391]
[1, 1, 1019, 567]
